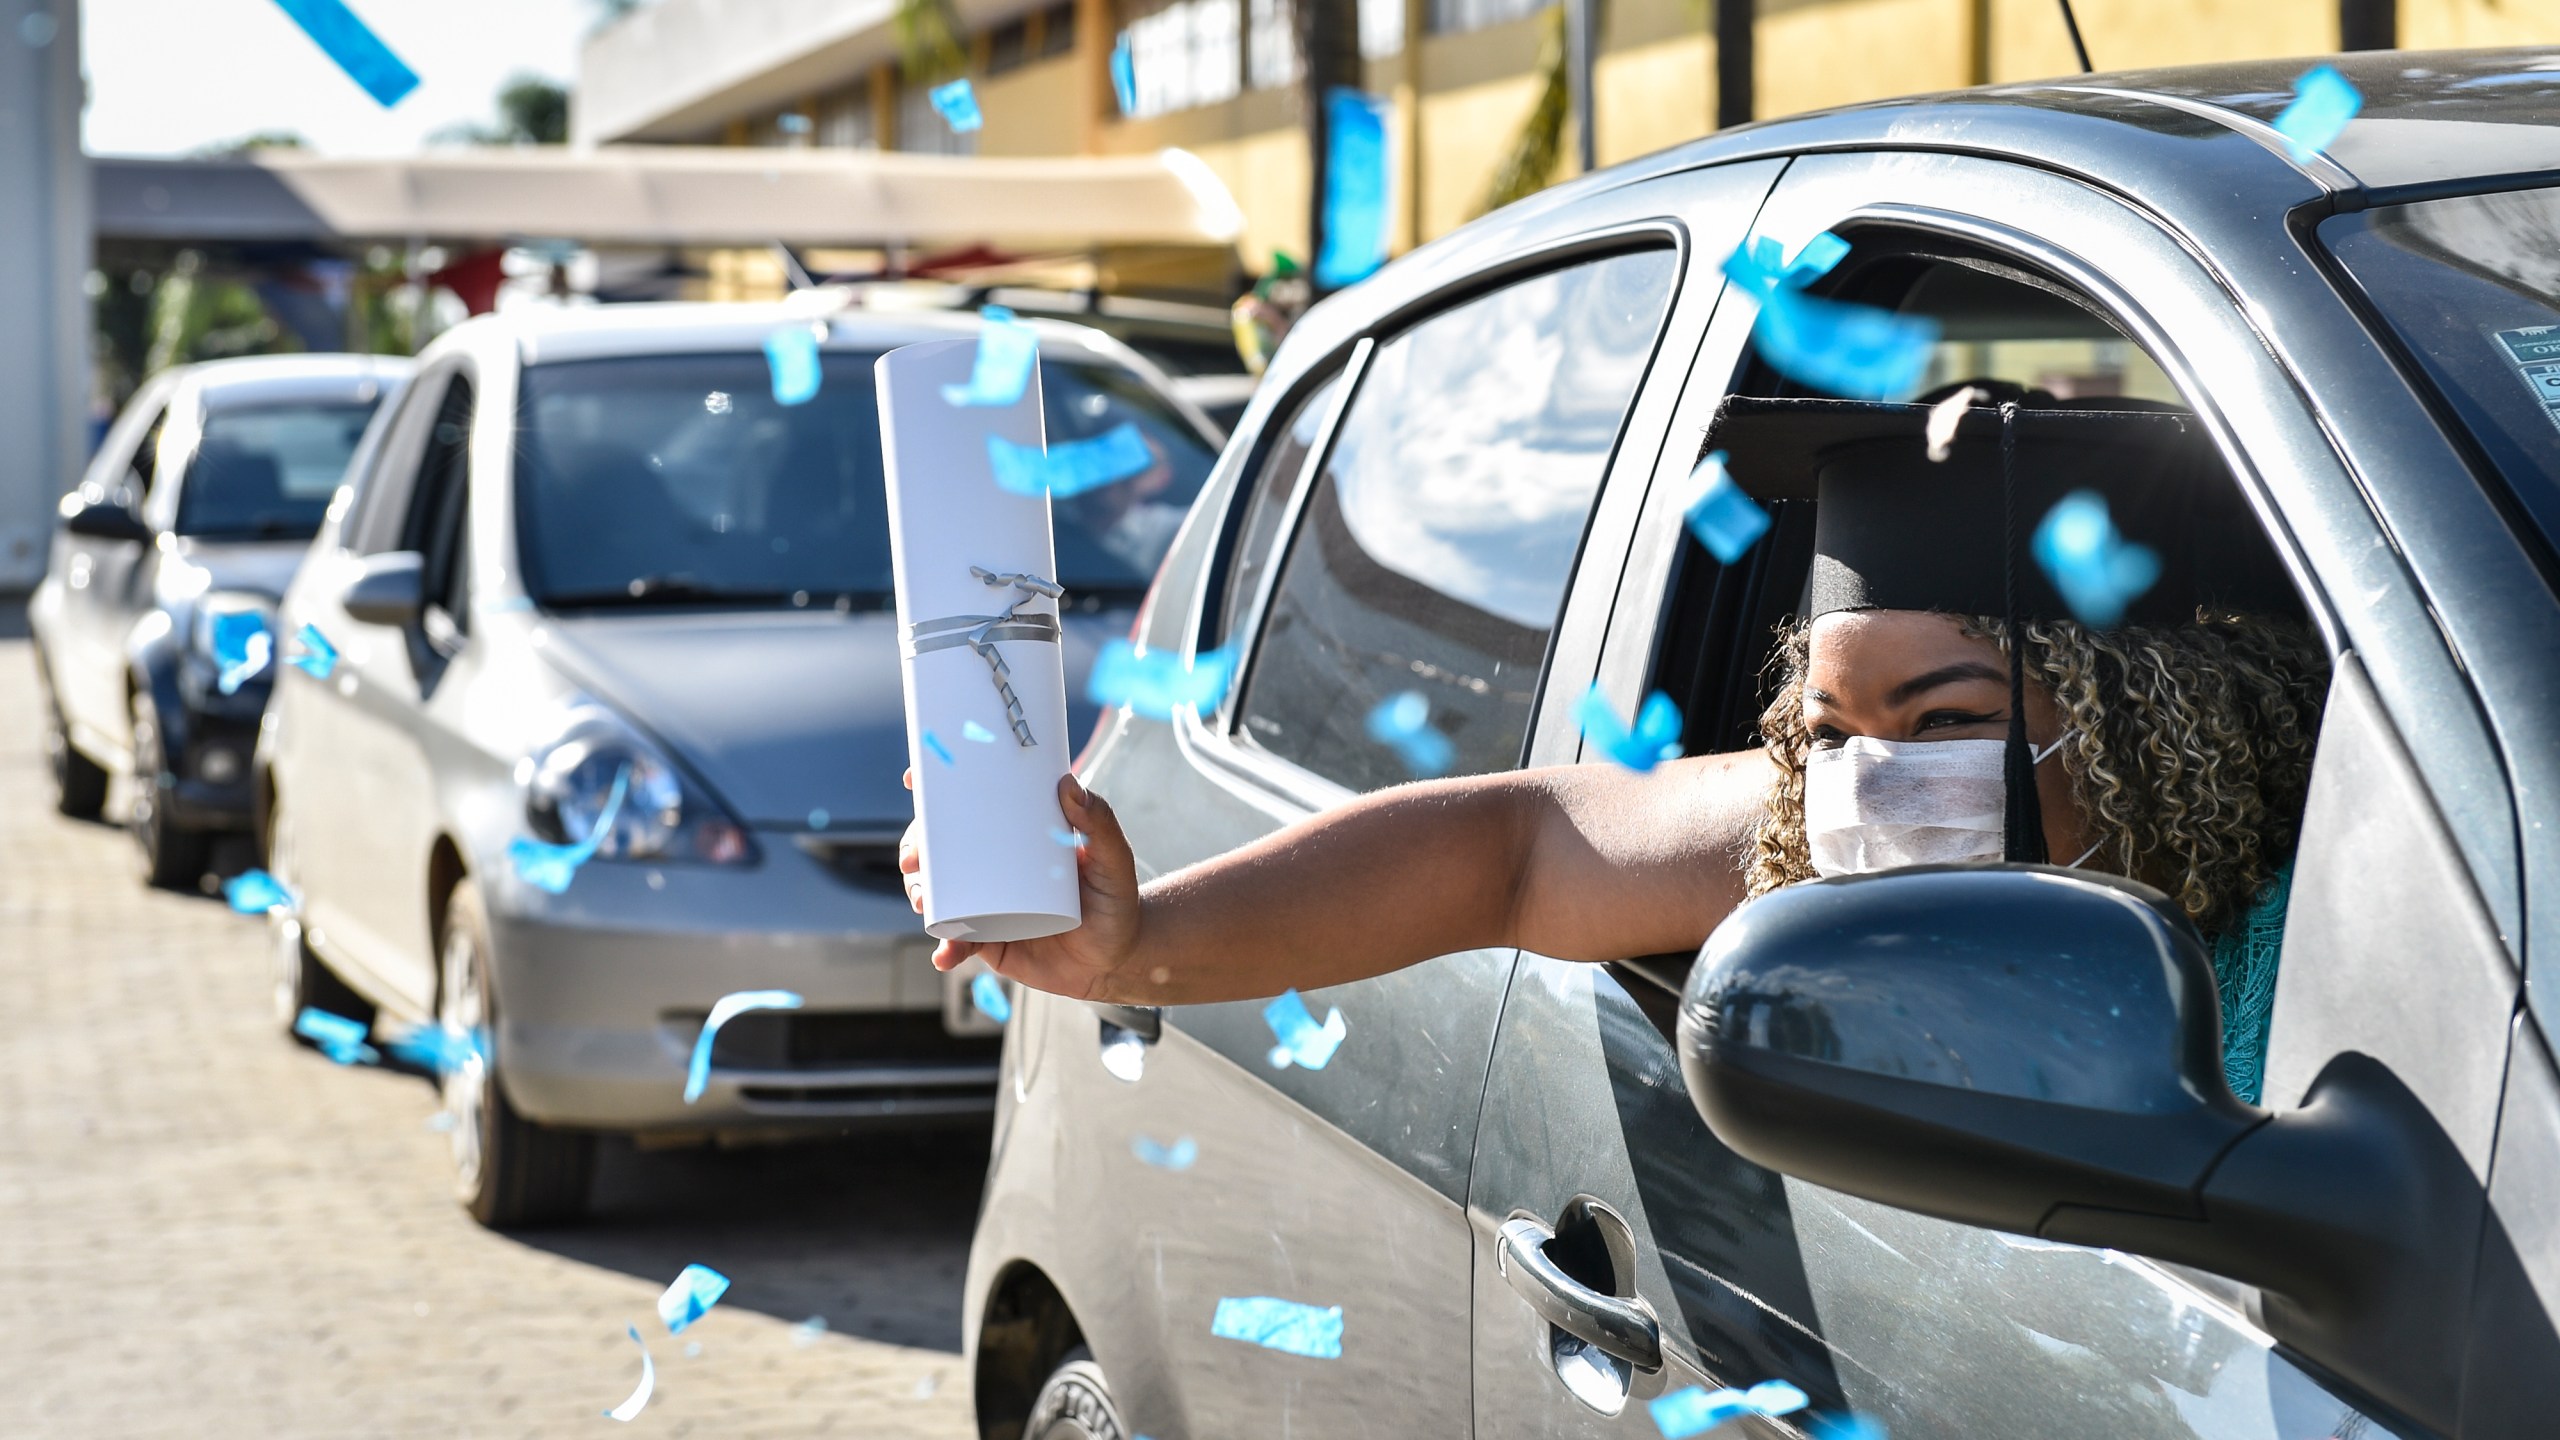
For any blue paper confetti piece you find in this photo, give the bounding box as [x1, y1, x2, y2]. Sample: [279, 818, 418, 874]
[1086, 640, 1236, 721]
[928, 77, 983, 132]
[961, 720, 997, 743]
[294, 1006, 379, 1067]
[270, 0, 419, 108]
[287, 623, 337, 679]
[1111, 36, 1137, 115]
[2032, 489, 2161, 628]
[684, 989, 805, 1104]
[224, 867, 297, 916]
[1132, 1133, 1198, 1170]
[1364, 691, 1455, 779]
[1722, 239, 1939, 401]
[790, 1315, 829, 1348]
[970, 971, 1012, 1025]
[604, 1324, 655, 1422]
[209, 609, 273, 695]
[2272, 64, 2362, 163]
[657, 1263, 732, 1335]
[765, 324, 823, 406]
[1316, 88, 1390, 289]
[1210, 1296, 1344, 1359]
[1049, 827, 1082, 848]
[383, 1020, 486, 1077]
[1649, 1379, 1810, 1439]
[1577, 684, 1685, 773]
[1680, 449, 1770, 565]
[922, 730, 955, 766]
[941, 306, 1039, 408]
[987, 422, 1154, 498]
[1263, 988, 1348, 1071]
[507, 766, 629, 895]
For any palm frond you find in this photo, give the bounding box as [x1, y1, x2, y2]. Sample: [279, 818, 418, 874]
[1475, 6, 1572, 218]
[892, 0, 970, 85]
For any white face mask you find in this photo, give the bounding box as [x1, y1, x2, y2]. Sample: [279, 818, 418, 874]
[1803, 731, 2081, 878]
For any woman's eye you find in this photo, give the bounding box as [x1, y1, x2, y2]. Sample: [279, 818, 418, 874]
[1809, 725, 1848, 749]
[1916, 709, 2001, 733]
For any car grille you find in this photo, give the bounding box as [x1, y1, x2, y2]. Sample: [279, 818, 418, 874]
[794, 834, 906, 896]
[704, 1009, 1001, 1069]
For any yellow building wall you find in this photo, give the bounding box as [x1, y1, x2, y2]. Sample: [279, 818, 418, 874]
[1987, 0, 2335, 80]
[1415, 13, 1554, 237]
[1759, 0, 1973, 118]
[978, 55, 1086, 157]
[2401, 0, 2560, 47]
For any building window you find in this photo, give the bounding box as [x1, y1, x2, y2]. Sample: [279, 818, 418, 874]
[1120, 0, 1242, 119]
[1036, 1, 1076, 57]
[989, 17, 1033, 74]
[1249, 0, 1403, 88]
[1428, 0, 1546, 36]
[818, 81, 875, 149]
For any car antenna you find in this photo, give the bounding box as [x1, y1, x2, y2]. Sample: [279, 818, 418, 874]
[772, 241, 817, 292]
[2054, 0, 2094, 73]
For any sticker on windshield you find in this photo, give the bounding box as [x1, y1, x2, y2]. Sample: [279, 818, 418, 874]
[2493, 325, 2560, 436]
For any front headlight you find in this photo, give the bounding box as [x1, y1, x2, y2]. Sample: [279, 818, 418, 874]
[190, 592, 277, 695]
[521, 708, 755, 867]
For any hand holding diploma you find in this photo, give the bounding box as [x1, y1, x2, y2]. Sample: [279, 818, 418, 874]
[899, 770, 1146, 998]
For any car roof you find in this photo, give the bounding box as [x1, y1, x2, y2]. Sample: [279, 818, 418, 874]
[491, 300, 1138, 369]
[179, 353, 413, 408]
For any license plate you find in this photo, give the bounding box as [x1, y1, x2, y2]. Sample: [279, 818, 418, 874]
[942, 957, 1005, 1037]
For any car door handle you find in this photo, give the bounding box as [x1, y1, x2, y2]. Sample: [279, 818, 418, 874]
[1497, 1216, 1663, 1372]
[1090, 1002, 1160, 1042]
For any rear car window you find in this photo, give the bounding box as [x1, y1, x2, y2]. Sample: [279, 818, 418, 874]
[1234, 247, 1678, 791]
[2321, 185, 2560, 566]
[513, 351, 1217, 607]
[173, 401, 379, 540]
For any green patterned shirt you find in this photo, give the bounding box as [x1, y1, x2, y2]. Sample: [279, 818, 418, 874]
[2209, 862, 2293, 1106]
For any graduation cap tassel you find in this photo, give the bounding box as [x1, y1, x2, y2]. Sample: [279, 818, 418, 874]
[1998, 401, 2051, 865]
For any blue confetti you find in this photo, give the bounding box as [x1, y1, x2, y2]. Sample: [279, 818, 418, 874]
[209, 609, 273, 695]
[1316, 88, 1390, 289]
[657, 1263, 732, 1335]
[1679, 449, 1770, 564]
[1132, 1134, 1198, 1170]
[922, 730, 955, 766]
[941, 306, 1039, 408]
[987, 422, 1154, 498]
[970, 971, 1012, 1024]
[2032, 489, 2161, 628]
[604, 1324, 655, 1422]
[294, 1006, 379, 1067]
[1650, 1379, 1810, 1439]
[287, 623, 337, 679]
[1364, 691, 1454, 778]
[1110, 36, 1137, 115]
[764, 324, 823, 406]
[684, 989, 805, 1104]
[1809, 1414, 1889, 1440]
[809, 808, 830, 830]
[1210, 1296, 1343, 1359]
[269, 0, 419, 108]
[790, 1315, 829, 1348]
[1577, 684, 1685, 773]
[2272, 64, 2362, 163]
[1264, 988, 1347, 1071]
[961, 720, 998, 743]
[1086, 640, 1236, 721]
[1049, 827, 1082, 848]
[224, 867, 296, 916]
[383, 1020, 486, 1077]
[928, 77, 983, 132]
[1723, 238, 1938, 401]
[507, 766, 629, 895]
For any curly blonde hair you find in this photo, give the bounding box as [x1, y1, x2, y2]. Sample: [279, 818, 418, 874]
[1745, 613, 2329, 936]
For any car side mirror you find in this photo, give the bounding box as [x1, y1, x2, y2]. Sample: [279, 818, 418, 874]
[342, 550, 424, 628]
[1677, 866, 2485, 1428]
[61, 494, 152, 543]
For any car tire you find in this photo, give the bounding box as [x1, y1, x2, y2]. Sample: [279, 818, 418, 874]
[1024, 1350, 1130, 1440]
[128, 684, 210, 890]
[40, 660, 107, 820]
[266, 797, 371, 1035]
[440, 877, 596, 1228]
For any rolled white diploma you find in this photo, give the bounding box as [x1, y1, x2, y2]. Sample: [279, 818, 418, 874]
[877, 338, 1081, 943]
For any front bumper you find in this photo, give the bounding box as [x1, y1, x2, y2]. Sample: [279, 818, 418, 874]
[482, 830, 999, 1133]
[159, 664, 269, 831]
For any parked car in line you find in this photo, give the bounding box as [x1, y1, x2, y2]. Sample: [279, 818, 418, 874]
[30, 354, 408, 887]
[962, 50, 2560, 1440]
[255, 303, 1221, 1227]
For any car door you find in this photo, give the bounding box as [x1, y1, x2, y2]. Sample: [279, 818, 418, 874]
[56, 379, 179, 749]
[1468, 150, 2523, 1439]
[1054, 229, 1700, 1440]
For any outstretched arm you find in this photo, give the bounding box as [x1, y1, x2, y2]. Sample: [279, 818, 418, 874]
[903, 749, 1773, 1006]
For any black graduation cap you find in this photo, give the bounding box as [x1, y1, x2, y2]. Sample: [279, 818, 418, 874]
[1702, 391, 2300, 865]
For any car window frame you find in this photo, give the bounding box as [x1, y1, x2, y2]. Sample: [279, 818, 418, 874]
[344, 354, 471, 558]
[1177, 225, 1693, 811]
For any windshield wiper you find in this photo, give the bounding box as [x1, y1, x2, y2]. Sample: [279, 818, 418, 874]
[543, 574, 787, 608]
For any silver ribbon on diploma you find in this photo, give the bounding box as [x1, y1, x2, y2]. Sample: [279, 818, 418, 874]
[901, 566, 1064, 747]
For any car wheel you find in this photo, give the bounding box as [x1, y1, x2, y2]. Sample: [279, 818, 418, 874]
[128, 684, 209, 889]
[441, 877, 596, 1228]
[1024, 1350, 1130, 1440]
[39, 660, 107, 820]
[266, 797, 370, 1034]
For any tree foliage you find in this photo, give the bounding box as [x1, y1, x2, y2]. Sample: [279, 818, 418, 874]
[1475, 5, 1571, 218]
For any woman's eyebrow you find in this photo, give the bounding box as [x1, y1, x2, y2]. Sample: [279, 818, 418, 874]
[1884, 661, 2008, 707]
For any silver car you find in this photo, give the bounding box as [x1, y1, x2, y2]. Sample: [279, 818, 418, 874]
[256, 302, 1221, 1226]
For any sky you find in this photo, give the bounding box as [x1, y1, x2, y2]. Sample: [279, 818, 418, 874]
[81, 0, 597, 157]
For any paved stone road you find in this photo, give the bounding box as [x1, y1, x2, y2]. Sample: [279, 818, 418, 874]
[0, 608, 983, 1438]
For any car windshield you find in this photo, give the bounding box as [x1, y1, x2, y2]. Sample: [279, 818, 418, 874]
[173, 400, 379, 540]
[2321, 185, 2560, 563]
[514, 349, 1218, 608]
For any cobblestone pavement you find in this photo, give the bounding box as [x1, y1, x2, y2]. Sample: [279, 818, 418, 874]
[0, 609, 984, 1438]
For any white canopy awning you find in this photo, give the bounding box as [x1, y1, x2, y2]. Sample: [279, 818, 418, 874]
[94, 145, 1245, 251]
